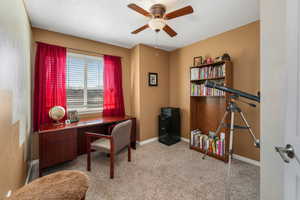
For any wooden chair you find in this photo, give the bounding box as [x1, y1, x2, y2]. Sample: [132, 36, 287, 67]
[85, 120, 132, 179]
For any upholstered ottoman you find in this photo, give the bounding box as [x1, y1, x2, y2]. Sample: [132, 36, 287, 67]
[8, 170, 89, 200]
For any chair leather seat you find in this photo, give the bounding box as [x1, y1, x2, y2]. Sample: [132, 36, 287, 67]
[91, 138, 111, 152]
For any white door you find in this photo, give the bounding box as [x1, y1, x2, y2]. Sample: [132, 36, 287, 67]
[261, 0, 300, 199]
[282, 0, 300, 199]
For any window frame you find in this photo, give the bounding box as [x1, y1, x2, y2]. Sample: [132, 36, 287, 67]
[66, 52, 104, 114]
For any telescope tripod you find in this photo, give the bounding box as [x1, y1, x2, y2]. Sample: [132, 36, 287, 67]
[202, 96, 260, 200]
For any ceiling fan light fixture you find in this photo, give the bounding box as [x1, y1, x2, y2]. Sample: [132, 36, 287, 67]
[148, 18, 166, 31]
[128, 3, 193, 37]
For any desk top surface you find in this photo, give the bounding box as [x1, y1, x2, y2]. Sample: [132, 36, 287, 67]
[38, 116, 132, 133]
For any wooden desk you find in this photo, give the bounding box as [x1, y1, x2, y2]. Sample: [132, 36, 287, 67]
[38, 116, 136, 176]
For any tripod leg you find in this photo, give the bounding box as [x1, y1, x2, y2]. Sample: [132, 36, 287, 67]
[239, 111, 260, 148]
[228, 111, 235, 157]
[225, 111, 235, 200]
[216, 111, 229, 136]
[202, 111, 229, 160]
[238, 111, 260, 200]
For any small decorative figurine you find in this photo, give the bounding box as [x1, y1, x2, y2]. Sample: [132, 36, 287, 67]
[206, 57, 213, 64]
[222, 53, 231, 61]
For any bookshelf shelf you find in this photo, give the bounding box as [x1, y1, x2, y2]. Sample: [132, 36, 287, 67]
[191, 76, 225, 82]
[189, 61, 233, 162]
[191, 95, 225, 97]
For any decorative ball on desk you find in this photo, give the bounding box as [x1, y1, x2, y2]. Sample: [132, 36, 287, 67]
[49, 106, 65, 125]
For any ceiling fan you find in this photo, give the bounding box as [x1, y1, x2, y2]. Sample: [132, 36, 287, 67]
[128, 3, 194, 37]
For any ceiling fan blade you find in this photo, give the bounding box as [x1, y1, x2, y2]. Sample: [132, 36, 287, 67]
[163, 25, 177, 37]
[165, 6, 194, 20]
[131, 24, 149, 34]
[128, 3, 151, 17]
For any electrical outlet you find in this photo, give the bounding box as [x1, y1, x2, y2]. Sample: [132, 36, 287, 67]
[6, 190, 12, 198]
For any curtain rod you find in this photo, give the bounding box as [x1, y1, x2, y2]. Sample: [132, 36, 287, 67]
[35, 41, 123, 58]
[68, 47, 124, 58]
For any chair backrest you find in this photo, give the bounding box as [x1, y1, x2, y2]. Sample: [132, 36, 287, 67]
[111, 120, 132, 153]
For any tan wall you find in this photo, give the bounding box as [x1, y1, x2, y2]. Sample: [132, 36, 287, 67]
[139, 45, 169, 141]
[130, 45, 141, 140]
[0, 0, 32, 198]
[169, 21, 260, 161]
[130, 44, 169, 141]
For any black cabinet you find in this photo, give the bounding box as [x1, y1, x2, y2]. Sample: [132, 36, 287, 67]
[158, 107, 181, 145]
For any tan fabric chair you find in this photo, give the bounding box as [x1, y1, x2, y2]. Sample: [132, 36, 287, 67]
[8, 170, 89, 200]
[85, 120, 132, 179]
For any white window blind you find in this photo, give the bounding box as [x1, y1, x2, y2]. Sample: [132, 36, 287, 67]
[66, 53, 104, 113]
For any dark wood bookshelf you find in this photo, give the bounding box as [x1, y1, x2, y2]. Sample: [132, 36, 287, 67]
[189, 61, 233, 162]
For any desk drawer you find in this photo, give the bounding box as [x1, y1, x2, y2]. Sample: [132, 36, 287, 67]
[39, 129, 77, 169]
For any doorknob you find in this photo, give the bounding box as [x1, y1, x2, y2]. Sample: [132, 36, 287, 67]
[275, 144, 295, 163]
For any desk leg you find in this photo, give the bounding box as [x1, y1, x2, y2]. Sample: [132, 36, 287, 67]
[130, 118, 137, 149]
[39, 168, 42, 177]
[131, 142, 136, 149]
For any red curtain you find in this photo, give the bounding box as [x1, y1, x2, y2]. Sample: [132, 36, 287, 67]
[103, 55, 125, 117]
[33, 42, 67, 131]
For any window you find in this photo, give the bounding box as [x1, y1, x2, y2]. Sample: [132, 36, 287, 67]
[66, 53, 104, 114]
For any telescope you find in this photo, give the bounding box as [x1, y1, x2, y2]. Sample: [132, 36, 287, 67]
[204, 80, 260, 200]
[205, 80, 260, 103]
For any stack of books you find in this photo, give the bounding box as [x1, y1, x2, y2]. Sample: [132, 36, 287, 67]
[190, 129, 203, 146]
[190, 64, 226, 80]
[191, 130, 226, 157]
[191, 80, 225, 96]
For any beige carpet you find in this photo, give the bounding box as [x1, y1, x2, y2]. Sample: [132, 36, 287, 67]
[42, 141, 259, 200]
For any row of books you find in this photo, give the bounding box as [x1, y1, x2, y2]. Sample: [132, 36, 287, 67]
[191, 130, 226, 156]
[191, 64, 226, 80]
[191, 83, 225, 96]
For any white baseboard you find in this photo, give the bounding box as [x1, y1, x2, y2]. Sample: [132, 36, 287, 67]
[138, 137, 158, 146]
[25, 161, 33, 184]
[25, 160, 38, 184]
[181, 137, 189, 143]
[138, 137, 189, 146]
[232, 154, 260, 167]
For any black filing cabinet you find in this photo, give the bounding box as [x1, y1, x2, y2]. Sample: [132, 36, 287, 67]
[158, 107, 181, 145]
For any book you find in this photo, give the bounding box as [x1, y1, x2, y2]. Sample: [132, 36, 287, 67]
[216, 140, 219, 155]
[209, 139, 213, 153]
[191, 68, 200, 80]
[212, 140, 216, 154]
[191, 129, 202, 147]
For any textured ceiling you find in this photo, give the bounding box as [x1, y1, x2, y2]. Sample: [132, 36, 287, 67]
[24, 0, 259, 51]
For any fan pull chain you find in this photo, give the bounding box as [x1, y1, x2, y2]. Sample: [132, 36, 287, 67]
[155, 31, 158, 48]
[154, 31, 160, 56]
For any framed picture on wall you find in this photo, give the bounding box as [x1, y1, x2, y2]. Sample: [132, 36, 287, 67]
[148, 72, 158, 86]
[193, 56, 203, 66]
